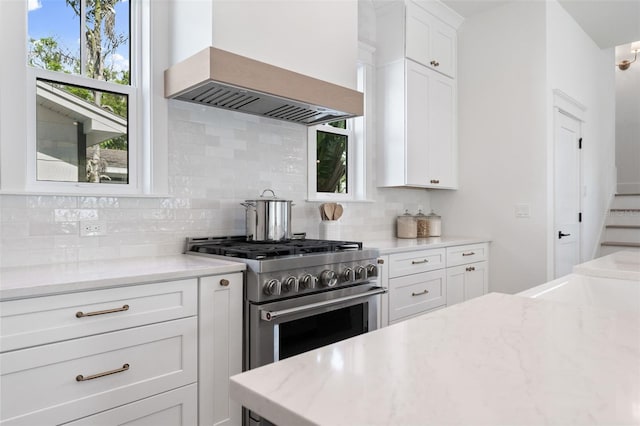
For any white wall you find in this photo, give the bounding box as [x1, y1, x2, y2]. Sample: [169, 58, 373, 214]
[430, 1, 549, 295]
[546, 0, 616, 261]
[615, 43, 640, 194]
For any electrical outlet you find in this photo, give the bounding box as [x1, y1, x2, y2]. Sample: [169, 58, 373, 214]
[80, 221, 106, 236]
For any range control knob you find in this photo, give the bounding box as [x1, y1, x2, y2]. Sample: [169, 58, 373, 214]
[366, 263, 378, 278]
[300, 273, 317, 289]
[282, 276, 299, 293]
[354, 265, 367, 281]
[342, 267, 354, 282]
[263, 279, 281, 296]
[320, 270, 338, 287]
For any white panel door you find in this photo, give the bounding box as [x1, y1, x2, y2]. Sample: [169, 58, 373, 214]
[554, 111, 582, 278]
[405, 60, 430, 186]
[427, 71, 455, 187]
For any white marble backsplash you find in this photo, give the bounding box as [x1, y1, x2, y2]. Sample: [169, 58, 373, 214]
[0, 102, 431, 268]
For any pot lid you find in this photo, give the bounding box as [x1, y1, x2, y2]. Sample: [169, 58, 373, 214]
[245, 189, 292, 202]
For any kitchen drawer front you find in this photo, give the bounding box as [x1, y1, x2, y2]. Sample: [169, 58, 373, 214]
[446, 243, 488, 267]
[388, 248, 445, 278]
[389, 269, 446, 322]
[1, 279, 197, 352]
[65, 384, 197, 426]
[0, 317, 197, 425]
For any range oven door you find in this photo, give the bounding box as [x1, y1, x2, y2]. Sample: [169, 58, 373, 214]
[246, 284, 385, 371]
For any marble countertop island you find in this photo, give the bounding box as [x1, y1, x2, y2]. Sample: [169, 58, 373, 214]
[230, 275, 640, 425]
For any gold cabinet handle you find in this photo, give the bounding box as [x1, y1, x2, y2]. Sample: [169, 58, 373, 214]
[466, 266, 476, 272]
[220, 279, 230, 287]
[76, 305, 129, 318]
[412, 289, 429, 297]
[377, 258, 385, 264]
[76, 363, 130, 382]
[462, 252, 475, 257]
[411, 259, 429, 265]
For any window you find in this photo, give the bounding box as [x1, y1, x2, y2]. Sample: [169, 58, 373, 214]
[307, 61, 369, 202]
[308, 120, 353, 200]
[27, 0, 137, 190]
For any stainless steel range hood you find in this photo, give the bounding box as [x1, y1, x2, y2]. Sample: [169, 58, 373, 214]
[164, 47, 364, 126]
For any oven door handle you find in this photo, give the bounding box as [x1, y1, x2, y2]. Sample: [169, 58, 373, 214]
[259, 287, 387, 322]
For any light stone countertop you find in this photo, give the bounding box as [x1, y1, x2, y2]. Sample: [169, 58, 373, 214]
[0, 255, 246, 300]
[363, 236, 490, 255]
[230, 292, 640, 426]
[573, 250, 640, 281]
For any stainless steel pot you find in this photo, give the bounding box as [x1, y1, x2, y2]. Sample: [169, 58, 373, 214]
[241, 189, 293, 242]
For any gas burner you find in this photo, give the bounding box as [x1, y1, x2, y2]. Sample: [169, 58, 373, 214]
[187, 235, 363, 260]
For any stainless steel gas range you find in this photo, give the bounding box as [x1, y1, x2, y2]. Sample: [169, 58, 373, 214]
[186, 235, 384, 425]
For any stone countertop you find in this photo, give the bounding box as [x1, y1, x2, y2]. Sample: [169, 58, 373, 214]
[0, 255, 246, 300]
[230, 292, 640, 426]
[573, 250, 640, 281]
[363, 236, 490, 255]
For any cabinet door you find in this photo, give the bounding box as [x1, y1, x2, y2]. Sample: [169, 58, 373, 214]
[405, 2, 456, 78]
[65, 384, 197, 426]
[405, 60, 430, 186]
[427, 70, 456, 188]
[446, 261, 489, 306]
[198, 273, 243, 426]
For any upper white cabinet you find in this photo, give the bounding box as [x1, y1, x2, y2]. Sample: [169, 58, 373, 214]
[375, 0, 462, 190]
[376, 0, 462, 78]
[377, 59, 457, 188]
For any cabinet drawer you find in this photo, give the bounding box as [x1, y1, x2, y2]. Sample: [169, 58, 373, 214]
[1, 279, 197, 352]
[65, 384, 197, 426]
[0, 317, 197, 425]
[388, 248, 445, 277]
[446, 243, 488, 267]
[389, 269, 446, 322]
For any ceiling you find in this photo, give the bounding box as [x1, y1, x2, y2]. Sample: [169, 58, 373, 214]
[440, 0, 640, 49]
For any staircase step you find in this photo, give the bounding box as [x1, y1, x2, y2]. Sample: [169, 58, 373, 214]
[599, 244, 640, 256]
[606, 209, 640, 226]
[611, 194, 640, 209]
[601, 241, 640, 248]
[604, 226, 640, 243]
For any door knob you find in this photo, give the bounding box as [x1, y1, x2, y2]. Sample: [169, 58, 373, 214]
[558, 231, 571, 239]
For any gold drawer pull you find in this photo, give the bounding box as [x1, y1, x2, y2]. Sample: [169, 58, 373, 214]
[466, 266, 476, 272]
[76, 304, 129, 318]
[378, 258, 385, 264]
[76, 363, 130, 382]
[462, 252, 475, 257]
[220, 279, 230, 287]
[430, 179, 440, 184]
[411, 259, 429, 265]
[411, 289, 429, 297]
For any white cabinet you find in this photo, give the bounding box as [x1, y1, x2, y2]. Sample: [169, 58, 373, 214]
[378, 59, 456, 188]
[198, 273, 243, 426]
[0, 271, 244, 426]
[446, 243, 490, 306]
[0, 279, 198, 426]
[384, 248, 448, 325]
[376, 0, 461, 78]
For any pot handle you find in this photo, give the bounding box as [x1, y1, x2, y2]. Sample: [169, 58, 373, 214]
[240, 202, 255, 208]
[260, 189, 276, 198]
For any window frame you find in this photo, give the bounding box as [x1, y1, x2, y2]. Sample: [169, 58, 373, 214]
[25, 0, 141, 194]
[307, 121, 354, 202]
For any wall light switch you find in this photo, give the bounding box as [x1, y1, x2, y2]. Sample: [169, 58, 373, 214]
[515, 204, 531, 218]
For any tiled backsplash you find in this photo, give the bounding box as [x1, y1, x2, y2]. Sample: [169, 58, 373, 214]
[0, 102, 431, 268]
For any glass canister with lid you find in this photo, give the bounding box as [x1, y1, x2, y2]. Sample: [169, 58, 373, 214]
[426, 210, 442, 237]
[415, 209, 429, 238]
[396, 210, 417, 238]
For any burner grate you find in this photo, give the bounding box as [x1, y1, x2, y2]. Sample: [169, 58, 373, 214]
[188, 236, 362, 260]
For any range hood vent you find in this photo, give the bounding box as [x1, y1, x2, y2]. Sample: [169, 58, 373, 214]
[164, 47, 364, 126]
